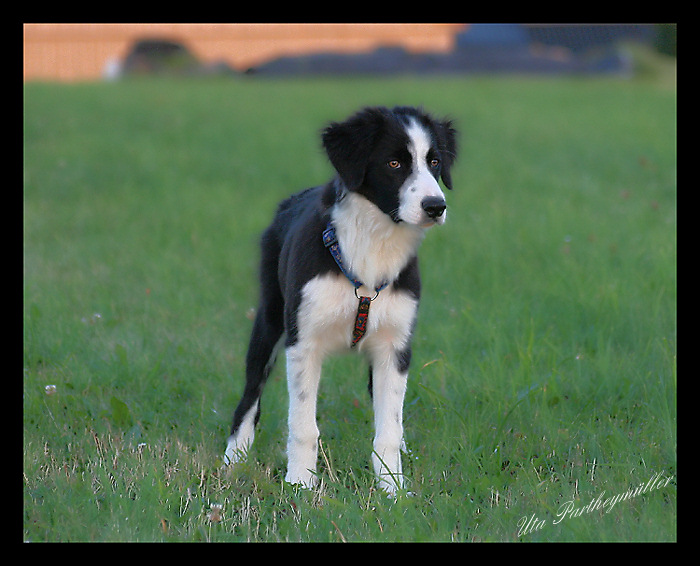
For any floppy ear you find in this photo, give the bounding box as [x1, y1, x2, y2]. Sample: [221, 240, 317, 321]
[322, 107, 387, 191]
[436, 119, 458, 190]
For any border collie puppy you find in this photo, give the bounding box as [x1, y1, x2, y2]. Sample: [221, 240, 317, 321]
[224, 106, 457, 495]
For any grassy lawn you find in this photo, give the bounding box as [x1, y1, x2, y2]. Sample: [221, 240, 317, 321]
[24, 74, 676, 542]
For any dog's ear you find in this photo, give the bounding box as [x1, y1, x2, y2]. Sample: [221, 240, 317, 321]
[436, 119, 458, 190]
[322, 107, 387, 191]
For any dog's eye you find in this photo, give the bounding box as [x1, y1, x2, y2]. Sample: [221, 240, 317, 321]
[388, 160, 401, 169]
[429, 158, 440, 168]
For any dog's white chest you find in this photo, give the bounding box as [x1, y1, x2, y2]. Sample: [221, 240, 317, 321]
[295, 274, 418, 354]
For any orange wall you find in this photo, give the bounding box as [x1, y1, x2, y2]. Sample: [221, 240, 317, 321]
[24, 23, 467, 81]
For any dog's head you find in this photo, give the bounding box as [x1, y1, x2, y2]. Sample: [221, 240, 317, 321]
[322, 106, 458, 227]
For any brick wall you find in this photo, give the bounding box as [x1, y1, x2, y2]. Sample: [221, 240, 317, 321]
[24, 24, 466, 81]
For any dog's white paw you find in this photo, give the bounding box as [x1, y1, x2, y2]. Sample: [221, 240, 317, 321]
[284, 468, 319, 489]
[223, 436, 250, 468]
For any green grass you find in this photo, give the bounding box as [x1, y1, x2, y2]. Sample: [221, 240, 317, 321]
[24, 74, 676, 542]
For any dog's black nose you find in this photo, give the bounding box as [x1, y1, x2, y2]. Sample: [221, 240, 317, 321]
[421, 196, 447, 219]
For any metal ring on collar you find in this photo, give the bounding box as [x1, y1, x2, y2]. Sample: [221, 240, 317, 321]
[354, 287, 381, 301]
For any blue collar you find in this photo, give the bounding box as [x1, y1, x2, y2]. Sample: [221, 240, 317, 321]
[322, 222, 389, 296]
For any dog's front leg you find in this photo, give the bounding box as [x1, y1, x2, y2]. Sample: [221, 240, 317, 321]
[370, 353, 409, 495]
[284, 345, 322, 488]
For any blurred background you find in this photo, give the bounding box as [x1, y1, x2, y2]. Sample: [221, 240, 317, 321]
[24, 23, 676, 82]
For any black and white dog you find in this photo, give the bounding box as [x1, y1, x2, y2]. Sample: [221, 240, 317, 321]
[224, 106, 457, 494]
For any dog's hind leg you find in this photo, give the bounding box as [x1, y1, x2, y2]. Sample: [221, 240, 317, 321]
[225, 230, 284, 466]
[225, 307, 283, 466]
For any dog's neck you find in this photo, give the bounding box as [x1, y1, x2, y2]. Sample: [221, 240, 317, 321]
[330, 191, 425, 292]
